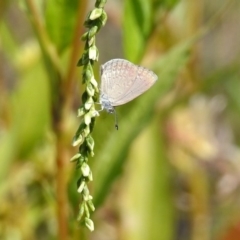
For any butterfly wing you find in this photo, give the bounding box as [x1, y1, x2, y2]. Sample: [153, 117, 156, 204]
[100, 59, 138, 102]
[112, 65, 158, 106]
[100, 59, 158, 106]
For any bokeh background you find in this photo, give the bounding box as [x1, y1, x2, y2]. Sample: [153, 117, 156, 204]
[1, 0, 240, 239]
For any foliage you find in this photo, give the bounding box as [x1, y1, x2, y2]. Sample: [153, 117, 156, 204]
[0, 0, 240, 240]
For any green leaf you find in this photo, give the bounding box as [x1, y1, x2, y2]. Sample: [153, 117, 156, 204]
[11, 61, 51, 158]
[0, 134, 16, 181]
[0, 58, 51, 181]
[153, 0, 180, 9]
[44, 0, 79, 53]
[123, 0, 153, 62]
[121, 117, 175, 240]
[0, 22, 19, 59]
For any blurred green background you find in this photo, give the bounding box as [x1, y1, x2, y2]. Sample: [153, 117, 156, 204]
[1, 0, 240, 239]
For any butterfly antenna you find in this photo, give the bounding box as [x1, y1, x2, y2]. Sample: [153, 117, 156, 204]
[114, 108, 118, 130]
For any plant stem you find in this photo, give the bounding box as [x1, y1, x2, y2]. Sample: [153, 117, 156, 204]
[25, 0, 63, 78]
[63, 0, 88, 108]
[56, 137, 69, 240]
[25, 1, 69, 238]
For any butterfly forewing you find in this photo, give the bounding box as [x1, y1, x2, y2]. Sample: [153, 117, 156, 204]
[101, 59, 139, 102]
[100, 59, 158, 107]
[112, 66, 158, 106]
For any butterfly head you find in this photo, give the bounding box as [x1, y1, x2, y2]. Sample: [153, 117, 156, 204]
[100, 93, 115, 114]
